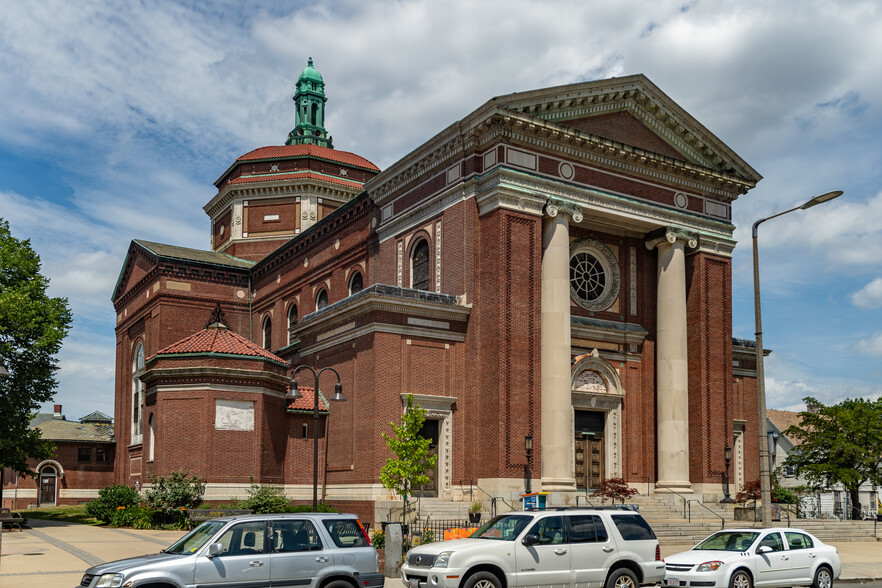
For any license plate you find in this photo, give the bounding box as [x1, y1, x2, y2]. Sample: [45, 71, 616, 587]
[409, 579, 420, 588]
[666, 579, 679, 587]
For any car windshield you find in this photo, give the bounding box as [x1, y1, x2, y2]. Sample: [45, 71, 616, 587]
[694, 531, 759, 552]
[165, 520, 227, 554]
[472, 514, 533, 541]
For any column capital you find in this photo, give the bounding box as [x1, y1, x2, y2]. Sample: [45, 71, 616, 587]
[544, 198, 583, 223]
[645, 227, 698, 251]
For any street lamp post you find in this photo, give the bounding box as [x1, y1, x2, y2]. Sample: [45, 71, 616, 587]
[287, 364, 347, 512]
[721, 445, 733, 503]
[524, 435, 533, 494]
[752, 190, 843, 527]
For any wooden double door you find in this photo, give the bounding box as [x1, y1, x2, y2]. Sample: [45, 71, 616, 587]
[574, 410, 605, 490]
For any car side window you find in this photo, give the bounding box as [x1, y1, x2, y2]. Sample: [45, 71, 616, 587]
[758, 532, 784, 552]
[528, 516, 565, 545]
[215, 521, 266, 556]
[567, 514, 608, 543]
[322, 518, 369, 547]
[785, 532, 813, 550]
[272, 519, 323, 552]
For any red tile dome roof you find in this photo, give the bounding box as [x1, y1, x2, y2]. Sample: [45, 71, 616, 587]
[236, 144, 379, 171]
[152, 324, 285, 364]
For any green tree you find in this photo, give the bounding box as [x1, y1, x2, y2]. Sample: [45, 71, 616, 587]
[783, 396, 882, 520]
[0, 219, 72, 479]
[379, 395, 436, 520]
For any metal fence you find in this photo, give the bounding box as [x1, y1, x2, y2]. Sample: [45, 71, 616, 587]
[410, 519, 481, 543]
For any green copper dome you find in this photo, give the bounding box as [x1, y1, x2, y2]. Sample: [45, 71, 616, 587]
[298, 57, 324, 85]
[286, 57, 333, 148]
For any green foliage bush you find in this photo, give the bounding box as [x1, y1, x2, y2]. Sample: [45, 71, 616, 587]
[238, 483, 290, 514]
[371, 529, 385, 549]
[285, 502, 337, 513]
[85, 484, 140, 524]
[109, 504, 154, 529]
[144, 470, 205, 528]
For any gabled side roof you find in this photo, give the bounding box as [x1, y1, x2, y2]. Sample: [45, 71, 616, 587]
[112, 239, 254, 302]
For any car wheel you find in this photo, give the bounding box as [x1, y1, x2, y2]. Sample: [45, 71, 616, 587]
[729, 569, 752, 588]
[812, 566, 833, 588]
[606, 568, 638, 588]
[463, 571, 502, 588]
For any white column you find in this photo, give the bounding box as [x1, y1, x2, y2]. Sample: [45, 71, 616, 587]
[540, 204, 576, 491]
[648, 229, 694, 492]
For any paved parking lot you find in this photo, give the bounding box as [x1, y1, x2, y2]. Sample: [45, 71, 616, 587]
[1, 520, 879, 587]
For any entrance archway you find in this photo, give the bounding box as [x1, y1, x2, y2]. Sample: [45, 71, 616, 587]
[39, 466, 58, 506]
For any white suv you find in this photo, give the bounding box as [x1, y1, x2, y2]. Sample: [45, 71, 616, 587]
[401, 507, 664, 588]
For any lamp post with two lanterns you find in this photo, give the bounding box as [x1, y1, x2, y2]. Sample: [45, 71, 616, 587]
[286, 364, 347, 512]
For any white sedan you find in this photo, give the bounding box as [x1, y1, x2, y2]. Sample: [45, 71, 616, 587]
[664, 528, 841, 588]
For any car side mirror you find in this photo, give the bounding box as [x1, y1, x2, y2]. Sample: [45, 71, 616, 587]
[208, 543, 223, 557]
[522, 534, 540, 547]
[756, 545, 771, 554]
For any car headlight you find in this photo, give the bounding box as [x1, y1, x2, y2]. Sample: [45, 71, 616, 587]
[95, 573, 124, 587]
[434, 551, 454, 568]
[696, 561, 723, 572]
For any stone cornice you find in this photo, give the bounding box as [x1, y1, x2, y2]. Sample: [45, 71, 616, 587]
[205, 177, 364, 218]
[140, 366, 290, 388]
[570, 317, 648, 346]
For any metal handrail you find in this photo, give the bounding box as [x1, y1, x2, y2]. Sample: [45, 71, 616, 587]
[469, 481, 516, 515]
[655, 482, 726, 529]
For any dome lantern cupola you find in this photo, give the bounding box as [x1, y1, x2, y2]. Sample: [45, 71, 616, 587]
[286, 57, 333, 148]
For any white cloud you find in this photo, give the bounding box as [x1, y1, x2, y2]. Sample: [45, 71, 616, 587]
[854, 332, 882, 357]
[851, 277, 882, 309]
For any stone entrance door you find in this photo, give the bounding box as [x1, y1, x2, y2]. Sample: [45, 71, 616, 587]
[415, 418, 440, 497]
[40, 468, 57, 505]
[575, 410, 605, 490]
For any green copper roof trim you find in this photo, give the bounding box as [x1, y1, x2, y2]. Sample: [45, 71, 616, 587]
[287, 57, 333, 148]
[146, 351, 288, 367]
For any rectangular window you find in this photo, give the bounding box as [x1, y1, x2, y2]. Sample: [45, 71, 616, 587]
[610, 514, 656, 540]
[78, 447, 91, 463]
[568, 514, 607, 543]
[322, 519, 369, 548]
[272, 519, 323, 552]
[96, 448, 109, 463]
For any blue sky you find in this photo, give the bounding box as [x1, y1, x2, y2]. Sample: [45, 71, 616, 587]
[1, 0, 880, 420]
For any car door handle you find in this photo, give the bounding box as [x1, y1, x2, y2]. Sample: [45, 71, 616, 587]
[316, 556, 329, 563]
[809, 554, 817, 558]
[554, 548, 567, 555]
[602, 546, 614, 552]
[250, 560, 264, 567]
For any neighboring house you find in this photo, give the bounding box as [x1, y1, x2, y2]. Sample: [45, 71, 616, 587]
[111, 59, 767, 521]
[1, 405, 116, 509]
[767, 409, 879, 519]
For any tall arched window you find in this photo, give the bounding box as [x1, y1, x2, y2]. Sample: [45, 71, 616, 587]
[287, 304, 298, 345]
[349, 271, 363, 296]
[262, 317, 272, 350]
[411, 239, 430, 291]
[131, 343, 145, 444]
[148, 414, 155, 462]
[316, 289, 329, 310]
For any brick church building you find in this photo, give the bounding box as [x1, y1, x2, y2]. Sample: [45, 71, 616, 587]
[111, 59, 765, 513]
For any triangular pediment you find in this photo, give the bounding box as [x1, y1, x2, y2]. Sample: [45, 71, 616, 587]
[487, 74, 761, 183]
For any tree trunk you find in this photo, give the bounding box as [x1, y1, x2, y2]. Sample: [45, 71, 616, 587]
[848, 486, 862, 520]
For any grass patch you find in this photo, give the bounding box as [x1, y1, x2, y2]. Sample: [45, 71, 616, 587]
[18, 505, 102, 526]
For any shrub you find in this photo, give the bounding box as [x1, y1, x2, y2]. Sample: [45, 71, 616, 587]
[109, 504, 154, 529]
[86, 484, 140, 524]
[144, 470, 205, 528]
[371, 529, 385, 549]
[593, 478, 638, 504]
[421, 528, 435, 544]
[735, 479, 797, 504]
[285, 502, 337, 513]
[238, 483, 290, 514]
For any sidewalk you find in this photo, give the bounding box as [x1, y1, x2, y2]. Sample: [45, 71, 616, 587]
[0, 521, 879, 587]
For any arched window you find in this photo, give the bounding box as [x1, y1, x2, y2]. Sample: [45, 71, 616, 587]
[411, 239, 430, 291]
[349, 271, 363, 296]
[148, 414, 155, 462]
[131, 343, 145, 444]
[262, 317, 272, 350]
[316, 289, 328, 310]
[287, 304, 298, 345]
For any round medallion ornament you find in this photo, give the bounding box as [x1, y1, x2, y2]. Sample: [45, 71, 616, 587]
[559, 162, 575, 180]
[674, 192, 689, 209]
[569, 237, 620, 311]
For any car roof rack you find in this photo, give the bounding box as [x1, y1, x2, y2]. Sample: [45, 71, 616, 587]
[554, 505, 637, 511]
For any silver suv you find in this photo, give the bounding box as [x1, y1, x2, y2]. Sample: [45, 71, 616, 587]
[77, 512, 384, 588]
[401, 507, 664, 588]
